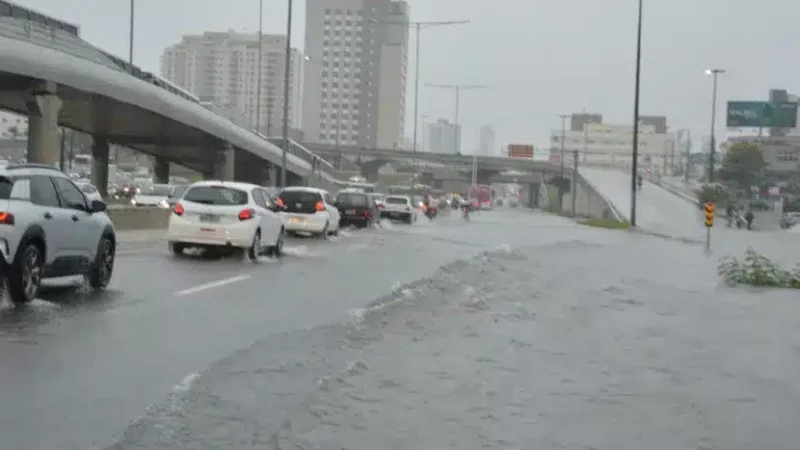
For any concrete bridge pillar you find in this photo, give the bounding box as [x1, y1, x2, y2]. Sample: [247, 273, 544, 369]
[25, 81, 62, 166]
[153, 157, 170, 184]
[203, 142, 234, 181]
[90, 137, 110, 198]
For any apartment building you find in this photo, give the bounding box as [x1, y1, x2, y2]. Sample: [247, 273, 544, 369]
[302, 0, 409, 150]
[160, 30, 303, 135]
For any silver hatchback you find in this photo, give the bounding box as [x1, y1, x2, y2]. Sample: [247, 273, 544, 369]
[0, 164, 116, 304]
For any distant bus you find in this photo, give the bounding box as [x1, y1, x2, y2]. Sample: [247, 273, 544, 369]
[341, 180, 375, 193]
[469, 184, 492, 209]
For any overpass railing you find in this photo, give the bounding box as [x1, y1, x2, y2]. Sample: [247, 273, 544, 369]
[0, 17, 122, 70]
[1, 15, 345, 183]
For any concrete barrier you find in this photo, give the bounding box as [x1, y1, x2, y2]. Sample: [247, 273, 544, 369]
[562, 172, 623, 221]
[106, 206, 170, 230]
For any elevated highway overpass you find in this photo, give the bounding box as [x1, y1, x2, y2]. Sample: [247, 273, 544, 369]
[0, 7, 339, 195]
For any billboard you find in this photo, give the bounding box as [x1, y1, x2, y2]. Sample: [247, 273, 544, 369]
[726, 101, 798, 128]
[508, 144, 534, 158]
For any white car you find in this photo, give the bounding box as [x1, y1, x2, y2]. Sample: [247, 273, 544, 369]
[380, 195, 417, 224]
[277, 186, 340, 238]
[132, 183, 172, 206]
[76, 182, 103, 203]
[166, 181, 285, 258]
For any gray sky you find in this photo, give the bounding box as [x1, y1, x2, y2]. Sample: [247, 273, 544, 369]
[18, 0, 800, 153]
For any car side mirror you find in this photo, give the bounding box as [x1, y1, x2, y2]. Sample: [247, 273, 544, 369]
[90, 199, 107, 213]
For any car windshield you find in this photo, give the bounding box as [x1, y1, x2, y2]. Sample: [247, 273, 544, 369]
[183, 185, 248, 205]
[140, 185, 172, 196]
[336, 193, 368, 206]
[385, 197, 408, 205]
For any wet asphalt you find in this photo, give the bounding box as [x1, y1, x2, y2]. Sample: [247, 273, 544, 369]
[0, 208, 605, 450]
[2, 182, 800, 449]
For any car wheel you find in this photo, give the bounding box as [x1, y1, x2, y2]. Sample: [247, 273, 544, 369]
[169, 241, 186, 256]
[7, 242, 43, 304]
[88, 235, 115, 289]
[269, 228, 284, 257]
[248, 230, 262, 260]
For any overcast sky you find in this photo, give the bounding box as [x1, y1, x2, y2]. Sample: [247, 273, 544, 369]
[17, 0, 800, 153]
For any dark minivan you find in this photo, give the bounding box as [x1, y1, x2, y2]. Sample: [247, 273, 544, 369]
[335, 191, 379, 228]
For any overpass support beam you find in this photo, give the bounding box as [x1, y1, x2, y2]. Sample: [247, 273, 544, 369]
[25, 81, 62, 166]
[91, 137, 110, 198]
[153, 157, 170, 184]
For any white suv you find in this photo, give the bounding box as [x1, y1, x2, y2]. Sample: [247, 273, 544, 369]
[0, 164, 116, 304]
[167, 181, 286, 258]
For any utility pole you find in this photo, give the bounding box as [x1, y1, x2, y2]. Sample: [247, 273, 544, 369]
[558, 113, 569, 211]
[426, 84, 489, 155]
[255, 0, 264, 132]
[571, 148, 579, 215]
[704, 68, 726, 183]
[684, 130, 692, 182]
[629, 0, 643, 227]
[373, 19, 469, 155]
[279, 0, 294, 188]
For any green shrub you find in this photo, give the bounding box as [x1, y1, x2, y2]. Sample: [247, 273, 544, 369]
[717, 248, 800, 289]
[696, 182, 730, 206]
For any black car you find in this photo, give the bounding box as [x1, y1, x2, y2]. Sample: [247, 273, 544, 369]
[335, 191, 379, 228]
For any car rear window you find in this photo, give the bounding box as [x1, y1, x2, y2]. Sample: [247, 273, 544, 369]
[280, 190, 324, 213]
[0, 176, 12, 199]
[183, 186, 248, 205]
[386, 197, 408, 205]
[336, 193, 368, 206]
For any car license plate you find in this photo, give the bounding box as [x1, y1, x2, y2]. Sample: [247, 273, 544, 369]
[290, 217, 304, 224]
[199, 213, 219, 222]
[389, 212, 399, 217]
[346, 209, 356, 215]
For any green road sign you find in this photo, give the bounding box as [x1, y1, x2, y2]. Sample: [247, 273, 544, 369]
[726, 101, 798, 128]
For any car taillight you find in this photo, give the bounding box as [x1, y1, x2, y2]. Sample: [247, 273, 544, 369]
[378, 203, 384, 209]
[0, 211, 14, 225]
[363, 209, 371, 217]
[315, 201, 325, 211]
[276, 197, 285, 207]
[238, 208, 256, 220]
[173, 203, 184, 216]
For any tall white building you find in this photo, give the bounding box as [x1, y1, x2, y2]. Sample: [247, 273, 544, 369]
[427, 118, 461, 154]
[302, 0, 409, 150]
[550, 120, 676, 170]
[160, 30, 303, 135]
[478, 125, 495, 156]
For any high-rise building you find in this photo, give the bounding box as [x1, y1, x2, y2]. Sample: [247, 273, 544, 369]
[427, 118, 461, 154]
[302, 0, 409, 150]
[478, 125, 495, 156]
[160, 30, 303, 135]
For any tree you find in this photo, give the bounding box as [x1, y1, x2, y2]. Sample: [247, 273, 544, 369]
[718, 141, 765, 188]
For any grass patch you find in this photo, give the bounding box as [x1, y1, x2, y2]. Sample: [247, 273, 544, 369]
[578, 218, 630, 229]
[718, 248, 800, 289]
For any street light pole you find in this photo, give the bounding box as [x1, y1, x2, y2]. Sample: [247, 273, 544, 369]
[629, 0, 643, 227]
[705, 68, 725, 183]
[255, 0, 264, 132]
[558, 113, 568, 211]
[425, 83, 489, 155]
[128, 0, 134, 69]
[280, 0, 293, 188]
[372, 19, 469, 154]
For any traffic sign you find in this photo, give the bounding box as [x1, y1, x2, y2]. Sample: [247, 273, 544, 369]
[726, 101, 798, 128]
[704, 202, 715, 227]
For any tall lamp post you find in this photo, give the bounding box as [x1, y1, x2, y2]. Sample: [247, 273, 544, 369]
[255, 0, 264, 132]
[279, 0, 294, 188]
[425, 83, 489, 155]
[558, 113, 568, 211]
[372, 19, 469, 155]
[705, 68, 726, 183]
[629, 0, 643, 227]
